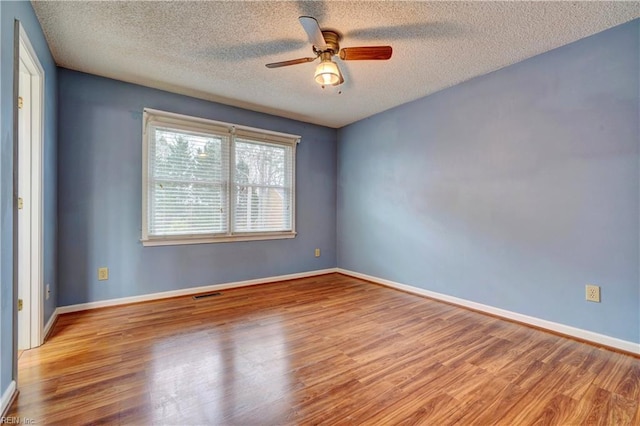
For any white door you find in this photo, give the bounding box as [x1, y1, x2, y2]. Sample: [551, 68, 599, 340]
[18, 61, 32, 350]
[17, 25, 44, 350]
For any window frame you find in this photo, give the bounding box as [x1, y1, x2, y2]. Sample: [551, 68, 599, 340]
[142, 108, 299, 246]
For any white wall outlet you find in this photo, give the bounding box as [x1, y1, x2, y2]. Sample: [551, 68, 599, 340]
[46, 283, 50, 300]
[586, 284, 600, 303]
[314, 248, 321, 257]
[98, 267, 109, 281]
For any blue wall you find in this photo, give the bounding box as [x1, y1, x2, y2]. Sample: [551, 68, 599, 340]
[1, 0, 57, 402]
[337, 20, 640, 344]
[57, 69, 337, 306]
[1, 8, 637, 411]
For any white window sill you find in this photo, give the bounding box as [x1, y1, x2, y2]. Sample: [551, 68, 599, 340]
[141, 231, 297, 247]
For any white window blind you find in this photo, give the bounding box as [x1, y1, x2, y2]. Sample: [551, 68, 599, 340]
[142, 109, 299, 246]
[233, 138, 293, 233]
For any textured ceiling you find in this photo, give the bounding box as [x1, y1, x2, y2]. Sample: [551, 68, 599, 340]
[32, 1, 639, 128]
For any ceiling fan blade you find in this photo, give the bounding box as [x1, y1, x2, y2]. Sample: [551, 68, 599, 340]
[299, 16, 327, 49]
[339, 46, 393, 61]
[265, 57, 316, 68]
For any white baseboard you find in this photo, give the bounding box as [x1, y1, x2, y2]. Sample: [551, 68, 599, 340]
[43, 309, 59, 342]
[1, 380, 17, 418]
[336, 268, 640, 355]
[49, 266, 640, 355]
[57, 268, 339, 315]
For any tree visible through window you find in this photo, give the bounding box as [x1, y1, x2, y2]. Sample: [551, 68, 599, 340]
[150, 128, 226, 235]
[142, 109, 298, 245]
[234, 139, 291, 232]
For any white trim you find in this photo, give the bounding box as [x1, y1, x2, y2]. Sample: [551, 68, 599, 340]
[289, 140, 297, 237]
[143, 108, 301, 142]
[227, 125, 236, 237]
[141, 111, 149, 241]
[141, 232, 297, 247]
[57, 268, 338, 314]
[1, 380, 17, 418]
[43, 309, 59, 341]
[141, 108, 299, 246]
[18, 23, 45, 348]
[336, 268, 640, 355]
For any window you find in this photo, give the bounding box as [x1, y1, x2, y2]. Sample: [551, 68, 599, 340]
[142, 109, 298, 246]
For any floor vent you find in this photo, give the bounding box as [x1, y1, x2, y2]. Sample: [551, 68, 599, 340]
[193, 292, 222, 300]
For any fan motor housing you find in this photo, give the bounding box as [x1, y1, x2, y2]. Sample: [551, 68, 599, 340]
[321, 31, 340, 54]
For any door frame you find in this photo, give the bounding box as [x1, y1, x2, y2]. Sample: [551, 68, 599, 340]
[14, 20, 44, 353]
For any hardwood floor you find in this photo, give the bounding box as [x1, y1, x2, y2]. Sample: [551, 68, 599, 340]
[7, 273, 640, 425]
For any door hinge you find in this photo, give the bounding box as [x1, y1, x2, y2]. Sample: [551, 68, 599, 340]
[18, 96, 23, 109]
[18, 299, 23, 311]
[18, 197, 24, 210]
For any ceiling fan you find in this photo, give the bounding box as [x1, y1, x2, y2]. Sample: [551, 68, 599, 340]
[266, 16, 393, 87]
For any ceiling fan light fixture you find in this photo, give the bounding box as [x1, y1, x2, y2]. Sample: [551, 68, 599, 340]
[265, 16, 392, 87]
[314, 59, 340, 86]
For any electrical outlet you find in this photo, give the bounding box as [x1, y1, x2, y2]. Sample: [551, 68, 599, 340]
[586, 284, 600, 303]
[315, 248, 320, 257]
[46, 283, 50, 300]
[98, 267, 109, 281]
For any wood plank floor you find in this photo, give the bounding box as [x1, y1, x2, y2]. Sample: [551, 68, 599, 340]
[7, 273, 640, 425]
